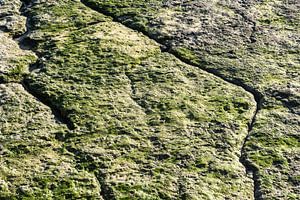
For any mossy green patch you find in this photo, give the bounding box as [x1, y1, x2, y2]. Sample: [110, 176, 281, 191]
[19, 0, 257, 199]
[0, 84, 101, 199]
[81, 0, 300, 198]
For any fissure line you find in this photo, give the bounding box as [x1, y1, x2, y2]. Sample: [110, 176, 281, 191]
[79, 1, 263, 199]
[16, 1, 75, 130]
[16, 1, 109, 199]
[15, 0, 264, 199]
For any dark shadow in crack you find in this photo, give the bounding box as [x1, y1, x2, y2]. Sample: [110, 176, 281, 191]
[79, 1, 264, 199]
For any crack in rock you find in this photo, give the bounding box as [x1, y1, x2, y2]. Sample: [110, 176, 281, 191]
[16, 0, 75, 130]
[13, 0, 265, 199]
[79, 1, 262, 199]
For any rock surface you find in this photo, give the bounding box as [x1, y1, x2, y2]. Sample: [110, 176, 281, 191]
[0, 0, 299, 199]
[80, 0, 300, 199]
[0, 0, 35, 83]
[0, 84, 102, 199]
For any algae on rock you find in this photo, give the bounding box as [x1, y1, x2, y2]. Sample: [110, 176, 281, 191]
[1, 0, 298, 199]
[18, 0, 257, 199]
[0, 84, 102, 199]
[81, 0, 300, 198]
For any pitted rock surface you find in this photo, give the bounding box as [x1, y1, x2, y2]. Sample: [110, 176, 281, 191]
[0, 0, 299, 199]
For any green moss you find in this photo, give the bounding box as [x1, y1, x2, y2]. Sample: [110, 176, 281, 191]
[0, 66, 26, 83]
[23, 1, 256, 196]
[0, 49, 36, 83]
[0, 84, 101, 199]
[14, 0, 299, 198]
[80, 0, 300, 197]
[249, 150, 288, 168]
[172, 47, 202, 66]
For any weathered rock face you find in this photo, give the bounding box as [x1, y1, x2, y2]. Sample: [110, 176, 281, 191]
[0, 1, 101, 199]
[0, 32, 36, 83]
[81, 0, 300, 104]
[0, 0, 26, 36]
[19, 0, 256, 199]
[0, 0, 35, 83]
[0, 84, 102, 199]
[0, 0, 298, 199]
[79, 0, 300, 199]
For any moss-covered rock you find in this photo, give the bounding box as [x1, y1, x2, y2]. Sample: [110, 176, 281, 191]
[80, 0, 300, 198]
[0, 84, 102, 199]
[0, 31, 36, 83]
[0, 0, 37, 84]
[0, 0, 27, 36]
[15, 0, 258, 199]
[1, 0, 298, 199]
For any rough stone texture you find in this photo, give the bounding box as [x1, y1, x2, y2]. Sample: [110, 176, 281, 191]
[0, 0, 36, 83]
[0, 32, 36, 83]
[20, 0, 257, 199]
[81, 0, 300, 103]
[0, 0, 299, 199]
[245, 103, 300, 199]
[0, 1, 102, 198]
[0, 0, 26, 36]
[0, 84, 102, 199]
[80, 0, 300, 199]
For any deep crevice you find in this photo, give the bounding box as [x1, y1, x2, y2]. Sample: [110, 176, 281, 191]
[16, 0, 264, 198]
[65, 146, 116, 200]
[15, 31, 38, 50]
[124, 71, 148, 115]
[239, 101, 262, 200]
[16, 1, 75, 130]
[17, 1, 105, 198]
[21, 79, 75, 130]
[178, 175, 188, 200]
[95, 173, 116, 200]
[80, 1, 263, 199]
